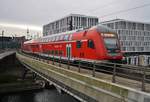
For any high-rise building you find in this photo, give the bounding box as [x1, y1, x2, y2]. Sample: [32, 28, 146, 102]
[43, 14, 98, 36]
[101, 19, 150, 66]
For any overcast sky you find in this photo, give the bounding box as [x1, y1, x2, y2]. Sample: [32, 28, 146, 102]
[0, 0, 150, 37]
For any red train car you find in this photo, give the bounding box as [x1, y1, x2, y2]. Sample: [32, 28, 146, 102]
[22, 24, 123, 62]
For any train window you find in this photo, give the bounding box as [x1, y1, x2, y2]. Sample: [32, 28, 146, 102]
[47, 50, 51, 54]
[55, 36, 58, 41]
[49, 37, 51, 42]
[49, 51, 51, 54]
[51, 50, 53, 54]
[69, 34, 72, 40]
[46, 50, 49, 54]
[59, 51, 62, 55]
[88, 40, 95, 49]
[52, 50, 54, 55]
[31, 45, 38, 48]
[52, 37, 54, 42]
[48, 38, 50, 42]
[76, 41, 82, 48]
[50, 50, 53, 54]
[55, 50, 58, 55]
[64, 35, 69, 41]
[54, 36, 56, 42]
[56, 36, 59, 41]
[50, 37, 52, 41]
[60, 35, 64, 41]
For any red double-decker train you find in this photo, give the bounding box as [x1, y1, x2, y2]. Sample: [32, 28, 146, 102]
[22, 24, 123, 63]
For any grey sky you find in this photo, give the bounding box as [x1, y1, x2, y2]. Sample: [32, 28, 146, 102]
[0, 0, 150, 36]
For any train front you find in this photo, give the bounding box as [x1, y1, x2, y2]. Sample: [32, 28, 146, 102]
[96, 25, 123, 62]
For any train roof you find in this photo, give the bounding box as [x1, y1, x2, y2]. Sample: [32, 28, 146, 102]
[42, 30, 77, 38]
[24, 24, 116, 44]
[90, 24, 116, 34]
[41, 24, 115, 39]
[24, 39, 38, 44]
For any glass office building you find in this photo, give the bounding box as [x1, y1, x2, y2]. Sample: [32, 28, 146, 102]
[43, 14, 98, 36]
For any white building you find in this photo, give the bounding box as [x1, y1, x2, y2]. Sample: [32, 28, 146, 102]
[101, 19, 150, 66]
[43, 14, 98, 36]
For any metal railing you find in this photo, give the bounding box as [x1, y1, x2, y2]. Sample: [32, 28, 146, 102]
[20, 51, 150, 92]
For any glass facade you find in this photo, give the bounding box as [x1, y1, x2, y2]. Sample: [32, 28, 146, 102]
[43, 14, 98, 36]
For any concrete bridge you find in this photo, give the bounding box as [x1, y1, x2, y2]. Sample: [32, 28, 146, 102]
[0, 50, 15, 60]
[16, 52, 150, 102]
[0, 51, 44, 93]
[0, 50, 16, 69]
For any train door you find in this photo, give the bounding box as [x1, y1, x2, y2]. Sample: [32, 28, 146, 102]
[66, 44, 72, 59]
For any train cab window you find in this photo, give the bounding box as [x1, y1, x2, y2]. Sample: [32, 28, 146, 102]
[76, 40, 82, 48]
[88, 40, 95, 49]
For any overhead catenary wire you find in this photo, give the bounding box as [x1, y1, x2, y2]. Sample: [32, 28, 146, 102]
[99, 3, 150, 18]
[79, 0, 150, 23]
[86, 0, 120, 13]
[84, 0, 141, 15]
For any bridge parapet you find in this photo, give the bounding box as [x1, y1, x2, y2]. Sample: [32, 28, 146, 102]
[16, 53, 150, 102]
[0, 51, 15, 60]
